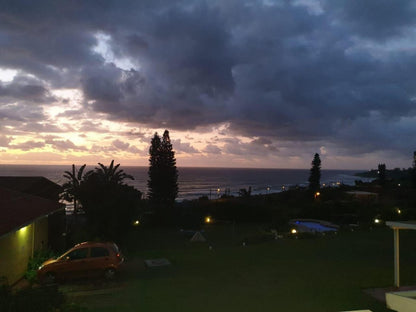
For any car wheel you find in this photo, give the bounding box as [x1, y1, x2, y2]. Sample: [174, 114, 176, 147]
[43, 272, 56, 285]
[104, 268, 116, 280]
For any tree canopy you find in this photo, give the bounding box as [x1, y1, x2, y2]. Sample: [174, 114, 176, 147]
[308, 153, 321, 193]
[148, 130, 179, 213]
[61, 164, 86, 215]
[377, 163, 386, 185]
[63, 161, 142, 241]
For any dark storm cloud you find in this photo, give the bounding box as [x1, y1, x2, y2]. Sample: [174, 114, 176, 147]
[0, 103, 45, 124]
[0, 0, 102, 86]
[0, 83, 50, 103]
[0, 75, 55, 103]
[2, 0, 416, 158]
[323, 0, 416, 39]
[221, 137, 279, 157]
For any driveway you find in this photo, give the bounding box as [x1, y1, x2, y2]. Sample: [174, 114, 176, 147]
[59, 257, 146, 303]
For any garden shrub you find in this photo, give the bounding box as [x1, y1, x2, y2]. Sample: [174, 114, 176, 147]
[25, 249, 56, 284]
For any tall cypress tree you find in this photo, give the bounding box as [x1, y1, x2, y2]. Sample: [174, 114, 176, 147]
[308, 153, 321, 192]
[148, 133, 162, 204]
[148, 130, 178, 212]
[412, 151, 416, 188]
[377, 163, 386, 185]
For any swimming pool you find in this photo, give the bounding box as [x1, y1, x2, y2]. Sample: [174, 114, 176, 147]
[290, 219, 339, 233]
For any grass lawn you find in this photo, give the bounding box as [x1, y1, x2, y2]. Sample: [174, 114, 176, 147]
[65, 224, 416, 312]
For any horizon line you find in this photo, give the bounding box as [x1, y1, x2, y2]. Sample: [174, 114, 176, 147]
[0, 163, 369, 171]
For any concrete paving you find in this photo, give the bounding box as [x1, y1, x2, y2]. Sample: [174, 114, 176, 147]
[364, 285, 416, 303]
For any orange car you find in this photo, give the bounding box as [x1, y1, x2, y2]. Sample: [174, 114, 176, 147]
[37, 242, 124, 284]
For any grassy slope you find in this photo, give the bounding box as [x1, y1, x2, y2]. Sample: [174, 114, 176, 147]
[77, 225, 416, 312]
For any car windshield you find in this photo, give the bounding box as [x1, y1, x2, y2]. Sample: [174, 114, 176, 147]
[59, 248, 86, 260]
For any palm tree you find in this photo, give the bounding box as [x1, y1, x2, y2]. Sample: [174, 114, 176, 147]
[94, 160, 134, 185]
[61, 164, 87, 215]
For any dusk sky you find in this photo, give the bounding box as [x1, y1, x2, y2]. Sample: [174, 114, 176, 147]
[1, 0, 415, 169]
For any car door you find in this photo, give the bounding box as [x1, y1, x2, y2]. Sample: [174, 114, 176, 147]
[88, 246, 111, 277]
[58, 247, 90, 279]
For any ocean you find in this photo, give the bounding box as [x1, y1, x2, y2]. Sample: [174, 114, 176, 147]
[0, 165, 368, 201]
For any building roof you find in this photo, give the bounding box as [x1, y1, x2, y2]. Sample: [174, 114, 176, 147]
[386, 221, 416, 230]
[0, 176, 62, 201]
[0, 187, 64, 238]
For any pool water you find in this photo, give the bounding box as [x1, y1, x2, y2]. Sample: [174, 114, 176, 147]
[294, 220, 338, 232]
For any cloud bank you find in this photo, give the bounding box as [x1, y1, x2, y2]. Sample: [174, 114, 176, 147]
[1, 0, 415, 167]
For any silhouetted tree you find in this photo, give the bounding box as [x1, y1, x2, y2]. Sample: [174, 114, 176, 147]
[412, 151, 416, 188]
[148, 130, 179, 216]
[61, 164, 87, 215]
[76, 161, 141, 241]
[238, 186, 252, 197]
[93, 160, 134, 184]
[378, 163, 386, 185]
[308, 153, 321, 192]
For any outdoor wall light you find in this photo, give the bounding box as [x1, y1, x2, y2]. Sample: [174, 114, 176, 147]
[18, 225, 28, 234]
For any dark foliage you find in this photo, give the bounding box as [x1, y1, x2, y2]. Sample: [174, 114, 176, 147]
[25, 249, 56, 284]
[171, 174, 416, 236]
[308, 153, 321, 193]
[78, 163, 142, 241]
[377, 163, 386, 185]
[412, 151, 416, 188]
[238, 187, 251, 197]
[147, 130, 179, 222]
[61, 164, 87, 215]
[62, 161, 142, 242]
